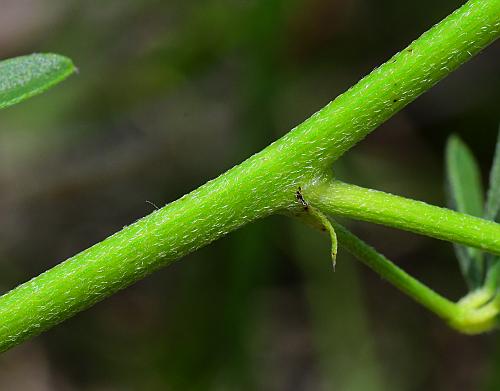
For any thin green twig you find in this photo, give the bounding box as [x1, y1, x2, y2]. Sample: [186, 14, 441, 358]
[331, 222, 459, 321]
[307, 180, 500, 255]
[332, 222, 500, 334]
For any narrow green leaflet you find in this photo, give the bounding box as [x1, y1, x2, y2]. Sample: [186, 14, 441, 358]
[0, 53, 75, 110]
[485, 129, 500, 222]
[446, 135, 485, 289]
[483, 129, 500, 291]
[446, 135, 484, 217]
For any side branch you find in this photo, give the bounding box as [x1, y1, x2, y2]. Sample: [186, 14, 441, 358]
[307, 180, 500, 255]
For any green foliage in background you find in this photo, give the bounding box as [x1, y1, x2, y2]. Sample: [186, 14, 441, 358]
[445, 131, 500, 324]
[447, 135, 487, 289]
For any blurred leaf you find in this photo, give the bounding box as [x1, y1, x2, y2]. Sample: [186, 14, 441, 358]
[0, 53, 75, 110]
[483, 129, 500, 292]
[485, 255, 500, 291]
[446, 135, 484, 289]
[485, 129, 500, 222]
[446, 135, 484, 217]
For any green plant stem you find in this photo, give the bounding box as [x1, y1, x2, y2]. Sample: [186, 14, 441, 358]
[333, 222, 500, 334]
[307, 180, 500, 255]
[332, 223, 459, 321]
[0, 0, 499, 352]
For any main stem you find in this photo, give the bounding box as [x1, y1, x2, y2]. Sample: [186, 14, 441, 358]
[0, 0, 499, 352]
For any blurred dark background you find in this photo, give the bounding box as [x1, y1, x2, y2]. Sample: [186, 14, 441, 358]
[0, 0, 499, 389]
